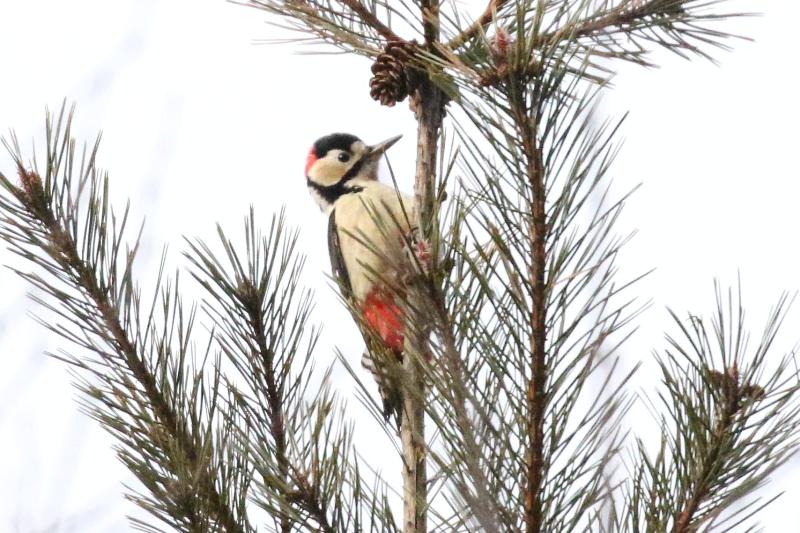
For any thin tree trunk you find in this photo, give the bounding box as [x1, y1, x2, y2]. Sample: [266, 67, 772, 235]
[402, 79, 445, 533]
[400, 2, 447, 530]
[511, 92, 548, 533]
[400, 362, 427, 533]
[523, 132, 547, 533]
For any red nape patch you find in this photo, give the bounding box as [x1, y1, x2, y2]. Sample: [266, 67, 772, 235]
[305, 147, 318, 175]
[362, 287, 405, 355]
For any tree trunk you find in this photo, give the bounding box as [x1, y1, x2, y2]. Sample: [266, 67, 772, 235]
[401, 71, 446, 533]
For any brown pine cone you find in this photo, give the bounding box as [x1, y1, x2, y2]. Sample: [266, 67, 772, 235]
[369, 41, 422, 107]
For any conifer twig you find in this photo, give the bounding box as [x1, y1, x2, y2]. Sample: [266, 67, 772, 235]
[420, 0, 440, 46]
[0, 107, 251, 533]
[428, 291, 503, 530]
[185, 213, 359, 532]
[671, 381, 740, 533]
[395, 3, 449, 531]
[335, 0, 404, 42]
[630, 286, 800, 532]
[509, 82, 549, 533]
[447, 0, 512, 50]
[228, 279, 335, 532]
[471, 0, 744, 87]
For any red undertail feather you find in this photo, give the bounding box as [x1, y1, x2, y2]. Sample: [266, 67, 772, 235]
[361, 287, 404, 355]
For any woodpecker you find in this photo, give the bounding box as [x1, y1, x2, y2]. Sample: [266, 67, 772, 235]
[305, 132, 423, 423]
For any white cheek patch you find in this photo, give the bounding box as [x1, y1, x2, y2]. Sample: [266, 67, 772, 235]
[309, 157, 348, 186]
[308, 143, 372, 187]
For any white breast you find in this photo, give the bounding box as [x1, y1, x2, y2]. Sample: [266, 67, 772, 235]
[333, 180, 416, 301]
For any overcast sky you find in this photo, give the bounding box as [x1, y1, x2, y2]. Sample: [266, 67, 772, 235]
[0, 0, 798, 531]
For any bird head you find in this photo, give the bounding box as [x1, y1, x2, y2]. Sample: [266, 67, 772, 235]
[305, 132, 401, 210]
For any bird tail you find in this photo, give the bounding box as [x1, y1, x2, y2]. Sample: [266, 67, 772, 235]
[361, 347, 403, 429]
[359, 286, 406, 427]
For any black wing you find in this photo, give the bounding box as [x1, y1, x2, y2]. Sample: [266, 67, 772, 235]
[329, 208, 402, 426]
[328, 208, 353, 299]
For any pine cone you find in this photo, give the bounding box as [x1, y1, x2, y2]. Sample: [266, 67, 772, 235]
[369, 41, 421, 107]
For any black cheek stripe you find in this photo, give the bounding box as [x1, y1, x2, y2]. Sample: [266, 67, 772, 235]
[307, 178, 364, 205]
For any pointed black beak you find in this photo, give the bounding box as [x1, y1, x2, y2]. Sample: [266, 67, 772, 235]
[365, 134, 402, 161]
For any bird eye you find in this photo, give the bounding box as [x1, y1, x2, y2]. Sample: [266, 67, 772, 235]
[338, 152, 351, 163]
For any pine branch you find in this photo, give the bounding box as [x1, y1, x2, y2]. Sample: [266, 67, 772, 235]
[497, 69, 552, 532]
[336, 0, 404, 42]
[393, 4, 449, 532]
[630, 285, 800, 532]
[186, 212, 360, 532]
[420, 0, 440, 46]
[445, 0, 746, 90]
[541, 0, 741, 49]
[426, 289, 505, 531]
[519, 116, 548, 533]
[671, 378, 740, 533]
[440, 40, 643, 529]
[227, 2, 780, 531]
[0, 106, 251, 533]
[241, 0, 406, 55]
[447, 0, 513, 50]
[240, 278, 295, 533]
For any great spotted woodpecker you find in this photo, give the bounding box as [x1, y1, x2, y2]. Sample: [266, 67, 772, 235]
[305, 132, 423, 423]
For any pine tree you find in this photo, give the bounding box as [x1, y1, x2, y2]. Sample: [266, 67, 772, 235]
[1, 1, 799, 532]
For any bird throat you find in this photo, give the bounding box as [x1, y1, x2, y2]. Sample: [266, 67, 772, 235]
[307, 178, 364, 207]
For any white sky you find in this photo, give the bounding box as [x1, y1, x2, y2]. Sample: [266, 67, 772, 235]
[0, 0, 798, 531]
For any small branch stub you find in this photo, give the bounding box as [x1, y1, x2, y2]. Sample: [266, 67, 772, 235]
[479, 29, 543, 88]
[490, 26, 513, 59]
[16, 166, 47, 215]
[708, 366, 766, 412]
